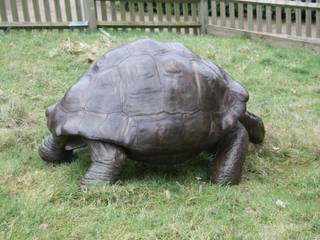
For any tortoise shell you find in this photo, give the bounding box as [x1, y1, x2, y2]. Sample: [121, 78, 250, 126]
[46, 39, 248, 153]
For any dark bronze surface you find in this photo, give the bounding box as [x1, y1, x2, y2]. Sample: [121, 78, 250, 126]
[39, 39, 265, 187]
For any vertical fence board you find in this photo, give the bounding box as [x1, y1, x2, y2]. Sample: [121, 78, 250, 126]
[10, 0, 19, 22]
[285, 7, 291, 35]
[157, 2, 163, 31]
[276, 6, 281, 33]
[85, 0, 97, 30]
[32, 0, 41, 22]
[75, 0, 83, 21]
[65, 0, 72, 21]
[138, 1, 144, 22]
[317, 0, 320, 38]
[166, 3, 172, 32]
[305, 0, 311, 37]
[174, 2, 180, 33]
[266, 5, 272, 33]
[248, 4, 253, 31]
[129, 1, 135, 23]
[257, 4, 262, 31]
[21, 0, 30, 22]
[165, 2, 171, 22]
[111, 1, 117, 21]
[44, 0, 52, 22]
[295, 6, 301, 36]
[54, 0, 62, 22]
[120, 1, 126, 21]
[230, 2, 235, 28]
[147, 2, 154, 32]
[0, 0, 8, 22]
[191, 2, 197, 34]
[148, 2, 154, 22]
[183, 2, 189, 33]
[100, 1, 107, 21]
[211, 0, 217, 25]
[238, 3, 244, 29]
[199, 0, 207, 34]
[220, 0, 226, 26]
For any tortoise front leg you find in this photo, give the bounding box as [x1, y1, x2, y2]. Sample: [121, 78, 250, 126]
[80, 141, 127, 188]
[39, 134, 73, 164]
[209, 122, 249, 185]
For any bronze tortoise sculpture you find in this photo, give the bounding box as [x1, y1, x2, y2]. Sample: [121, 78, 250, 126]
[39, 39, 265, 187]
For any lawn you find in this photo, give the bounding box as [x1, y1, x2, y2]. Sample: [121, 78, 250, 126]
[0, 30, 319, 240]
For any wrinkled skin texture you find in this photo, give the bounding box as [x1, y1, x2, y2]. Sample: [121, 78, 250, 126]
[39, 39, 265, 187]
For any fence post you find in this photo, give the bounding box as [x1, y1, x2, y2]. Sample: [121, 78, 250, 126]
[84, 0, 97, 31]
[199, 0, 208, 34]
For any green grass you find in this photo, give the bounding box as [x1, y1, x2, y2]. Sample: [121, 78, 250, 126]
[0, 30, 319, 240]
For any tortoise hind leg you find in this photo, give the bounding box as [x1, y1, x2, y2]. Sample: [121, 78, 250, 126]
[39, 134, 73, 163]
[209, 122, 249, 185]
[80, 141, 127, 188]
[240, 111, 265, 144]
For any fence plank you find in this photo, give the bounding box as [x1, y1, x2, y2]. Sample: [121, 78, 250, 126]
[10, 0, 19, 22]
[183, 2, 189, 33]
[256, 4, 262, 31]
[276, 6, 281, 33]
[317, 0, 320, 38]
[230, 2, 235, 28]
[21, 0, 30, 22]
[129, 1, 135, 23]
[138, 2, 144, 22]
[220, 0, 226, 26]
[111, 1, 117, 21]
[238, 3, 244, 29]
[211, 0, 217, 25]
[75, 0, 83, 21]
[54, 0, 62, 22]
[0, 0, 8, 22]
[248, 4, 253, 30]
[174, 2, 180, 33]
[165, 2, 172, 21]
[191, 2, 198, 34]
[295, 3, 301, 36]
[157, 2, 163, 31]
[266, 5, 272, 32]
[305, 0, 311, 37]
[44, 0, 52, 22]
[147, 2, 154, 32]
[64, 0, 72, 21]
[120, 1, 126, 21]
[200, 0, 208, 34]
[285, 7, 291, 35]
[100, 1, 107, 21]
[85, 0, 97, 30]
[32, 0, 41, 22]
[166, 2, 172, 32]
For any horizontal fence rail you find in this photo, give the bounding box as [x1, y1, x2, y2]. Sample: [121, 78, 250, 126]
[0, 0, 319, 50]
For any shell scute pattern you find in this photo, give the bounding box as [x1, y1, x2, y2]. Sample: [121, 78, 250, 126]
[46, 39, 248, 152]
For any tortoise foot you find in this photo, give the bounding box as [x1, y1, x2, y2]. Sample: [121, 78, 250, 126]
[39, 134, 73, 164]
[80, 141, 127, 188]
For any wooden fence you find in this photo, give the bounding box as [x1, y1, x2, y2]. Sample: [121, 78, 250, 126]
[207, 0, 320, 50]
[0, 0, 319, 50]
[0, 0, 203, 33]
